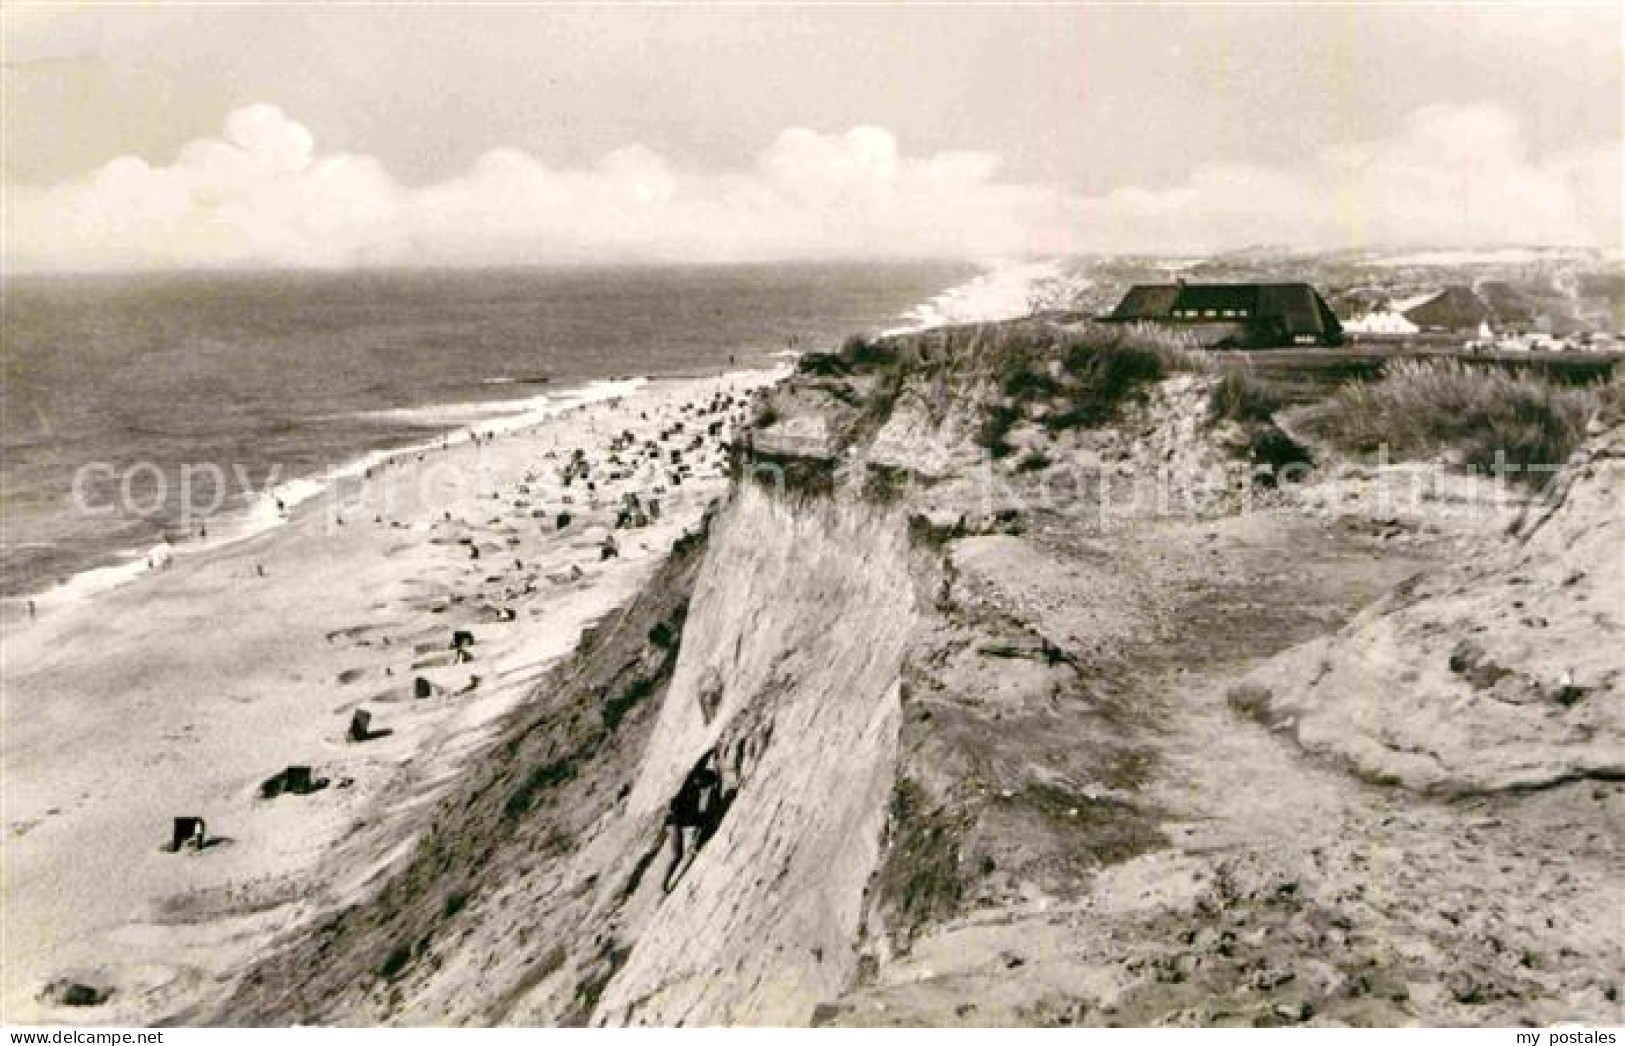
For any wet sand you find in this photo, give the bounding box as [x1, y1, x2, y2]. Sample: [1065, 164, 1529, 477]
[1, 367, 782, 1024]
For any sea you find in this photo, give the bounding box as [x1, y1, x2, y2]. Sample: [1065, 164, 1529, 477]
[1, 261, 983, 604]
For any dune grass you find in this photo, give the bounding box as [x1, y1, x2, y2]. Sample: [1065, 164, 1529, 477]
[958, 321, 1209, 456]
[977, 404, 1022, 459]
[1045, 325, 1204, 431]
[1299, 358, 1602, 483]
[983, 322, 1202, 432]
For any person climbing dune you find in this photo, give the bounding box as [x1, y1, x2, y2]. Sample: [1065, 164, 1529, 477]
[662, 751, 723, 893]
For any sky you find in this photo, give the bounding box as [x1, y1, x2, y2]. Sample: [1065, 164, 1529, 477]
[3, 3, 1620, 270]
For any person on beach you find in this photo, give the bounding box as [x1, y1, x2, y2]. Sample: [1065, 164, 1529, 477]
[27, 599, 36, 621]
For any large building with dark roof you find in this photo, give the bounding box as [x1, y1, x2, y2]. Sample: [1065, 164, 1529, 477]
[1106, 282, 1344, 348]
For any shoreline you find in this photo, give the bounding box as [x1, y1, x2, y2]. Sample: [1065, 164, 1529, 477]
[1, 364, 783, 1023]
[3, 352, 895, 617]
[1, 259, 1016, 616]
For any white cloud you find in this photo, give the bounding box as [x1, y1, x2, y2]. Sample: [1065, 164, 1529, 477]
[5, 101, 1619, 270]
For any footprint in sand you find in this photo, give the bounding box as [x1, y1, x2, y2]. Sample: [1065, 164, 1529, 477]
[336, 666, 368, 685]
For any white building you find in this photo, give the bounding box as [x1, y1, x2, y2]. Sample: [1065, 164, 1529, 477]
[1344, 308, 1420, 335]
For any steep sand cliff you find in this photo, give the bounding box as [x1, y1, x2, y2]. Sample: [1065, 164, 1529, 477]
[220, 483, 922, 1026]
[217, 323, 1623, 1026]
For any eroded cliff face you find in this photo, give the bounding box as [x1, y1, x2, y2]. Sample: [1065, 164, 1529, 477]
[221, 323, 1624, 1027]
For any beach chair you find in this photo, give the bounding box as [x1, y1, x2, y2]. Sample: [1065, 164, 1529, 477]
[170, 816, 206, 852]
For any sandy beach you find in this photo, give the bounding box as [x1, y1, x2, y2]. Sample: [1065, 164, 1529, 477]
[1, 366, 782, 1024]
